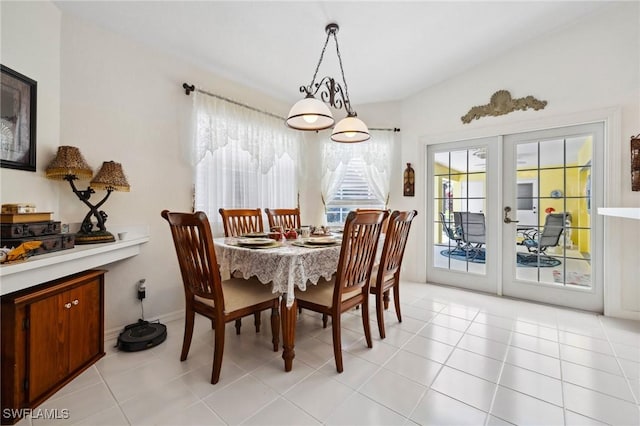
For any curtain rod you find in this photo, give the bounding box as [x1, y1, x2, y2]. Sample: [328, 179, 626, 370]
[182, 83, 285, 121]
[182, 83, 400, 132]
[369, 128, 401, 132]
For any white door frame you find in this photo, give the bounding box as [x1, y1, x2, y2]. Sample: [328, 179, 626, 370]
[502, 122, 604, 312]
[425, 137, 502, 295]
[421, 108, 619, 314]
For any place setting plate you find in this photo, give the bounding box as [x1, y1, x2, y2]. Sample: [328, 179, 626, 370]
[241, 232, 269, 238]
[235, 238, 281, 249]
[292, 237, 341, 248]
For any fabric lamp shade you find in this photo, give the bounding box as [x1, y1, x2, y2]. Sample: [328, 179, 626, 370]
[45, 146, 93, 180]
[286, 96, 334, 131]
[331, 115, 370, 143]
[90, 161, 130, 192]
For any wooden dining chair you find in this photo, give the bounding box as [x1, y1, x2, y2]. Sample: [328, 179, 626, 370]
[161, 210, 280, 384]
[218, 208, 266, 334]
[369, 210, 418, 339]
[218, 208, 264, 237]
[265, 208, 301, 230]
[356, 208, 392, 233]
[295, 209, 388, 373]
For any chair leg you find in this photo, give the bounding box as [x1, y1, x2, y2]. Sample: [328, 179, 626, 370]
[235, 318, 241, 335]
[331, 313, 343, 373]
[211, 321, 226, 384]
[383, 290, 390, 310]
[361, 299, 373, 349]
[322, 313, 328, 328]
[375, 290, 386, 339]
[254, 312, 261, 333]
[271, 305, 280, 352]
[393, 283, 402, 323]
[181, 308, 195, 361]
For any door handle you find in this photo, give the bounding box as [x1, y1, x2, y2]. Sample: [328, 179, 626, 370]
[504, 206, 520, 224]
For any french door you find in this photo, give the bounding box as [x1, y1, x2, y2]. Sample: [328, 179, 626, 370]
[427, 137, 501, 294]
[427, 123, 604, 312]
[502, 123, 603, 312]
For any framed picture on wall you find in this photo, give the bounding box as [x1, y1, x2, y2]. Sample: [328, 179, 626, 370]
[1, 65, 37, 171]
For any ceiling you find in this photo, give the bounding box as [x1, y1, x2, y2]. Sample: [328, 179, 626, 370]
[53, 1, 608, 106]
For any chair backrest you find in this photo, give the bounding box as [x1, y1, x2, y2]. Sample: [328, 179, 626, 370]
[454, 212, 486, 244]
[539, 213, 566, 248]
[218, 208, 264, 237]
[161, 210, 224, 312]
[333, 210, 389, 306]
[439, 212, 459, 241]
[265, 208, 301, 230]
[376, 210, 418, 284]
[355, 208, 391, 233]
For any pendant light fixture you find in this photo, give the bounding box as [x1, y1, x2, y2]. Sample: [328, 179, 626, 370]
[286, 23, 370, 143]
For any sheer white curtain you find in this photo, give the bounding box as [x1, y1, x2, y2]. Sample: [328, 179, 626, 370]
[191, 92, 301, 235]
[321, 130, 394, 208]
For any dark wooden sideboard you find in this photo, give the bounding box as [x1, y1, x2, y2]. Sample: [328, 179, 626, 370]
[1, 270, 105, 425]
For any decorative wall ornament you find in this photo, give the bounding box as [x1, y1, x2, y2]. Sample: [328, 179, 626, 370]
[403, 163, 415, 197]
[461, 90, 547, 124]
[632, 134, 640, 191]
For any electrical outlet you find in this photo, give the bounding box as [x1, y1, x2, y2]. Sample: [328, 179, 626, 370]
[137, 279, 146, 300]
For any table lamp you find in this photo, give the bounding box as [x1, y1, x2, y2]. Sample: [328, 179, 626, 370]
[45, 145, 130, 244]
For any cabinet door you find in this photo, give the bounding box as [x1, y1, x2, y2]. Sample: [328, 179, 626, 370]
[28, 293, 70, 402]
[68, 279, 102, 372]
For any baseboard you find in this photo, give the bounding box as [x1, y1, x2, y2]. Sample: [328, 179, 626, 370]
[104, 310, 185, 343]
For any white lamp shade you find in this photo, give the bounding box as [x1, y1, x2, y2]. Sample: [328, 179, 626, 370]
[331, 115, 370, 143]
[286, 97, 334, 131]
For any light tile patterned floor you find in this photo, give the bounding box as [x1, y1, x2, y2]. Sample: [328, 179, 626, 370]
[18, 282, 640, 426]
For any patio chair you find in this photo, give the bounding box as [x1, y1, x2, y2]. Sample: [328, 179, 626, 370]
[521, 213, 566, 254]
[454, 212, 486, 260]
[440, 212, 464, 252]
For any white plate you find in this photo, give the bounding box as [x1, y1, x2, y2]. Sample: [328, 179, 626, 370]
[304, 237, 339, 245]
[237, 238, 276, 246]
[241, 232, 269, 238]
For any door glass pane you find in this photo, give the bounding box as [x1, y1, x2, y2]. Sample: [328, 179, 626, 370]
[515, 136, 592, 288]
[433, 148, 486, 274]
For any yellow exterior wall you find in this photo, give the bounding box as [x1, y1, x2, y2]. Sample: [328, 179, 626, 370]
[577, 137, 593, 253]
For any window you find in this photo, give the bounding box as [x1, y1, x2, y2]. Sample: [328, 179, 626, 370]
[325, 156, 385, 224]
[191, 93, 300, 235]
[322, 131, 394, 225]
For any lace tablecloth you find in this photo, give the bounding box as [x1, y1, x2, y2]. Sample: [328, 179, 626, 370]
[213, 238, 342, 307]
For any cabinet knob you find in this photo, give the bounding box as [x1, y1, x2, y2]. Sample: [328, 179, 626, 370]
[64, 302, 72, 309]
[72, 299, 79, 306]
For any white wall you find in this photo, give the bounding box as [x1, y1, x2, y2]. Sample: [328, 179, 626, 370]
[398, 3, 640, 318]
[4, 1, 637, 324]
[58, 12, 295, 331]
[298, 100, 403, 228]
[0, 1, 61, 212]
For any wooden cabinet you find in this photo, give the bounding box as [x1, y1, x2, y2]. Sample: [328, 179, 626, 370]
[1, 270, 105, 425]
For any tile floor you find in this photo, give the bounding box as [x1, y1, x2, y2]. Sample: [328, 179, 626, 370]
[17, 282, 640, 426]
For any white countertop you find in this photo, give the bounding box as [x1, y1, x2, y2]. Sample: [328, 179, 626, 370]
[597, 208, 640, 220]
[0, 234, 149, 296]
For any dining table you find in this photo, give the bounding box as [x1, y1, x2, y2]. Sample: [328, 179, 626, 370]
[213, 235, 343, 371]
